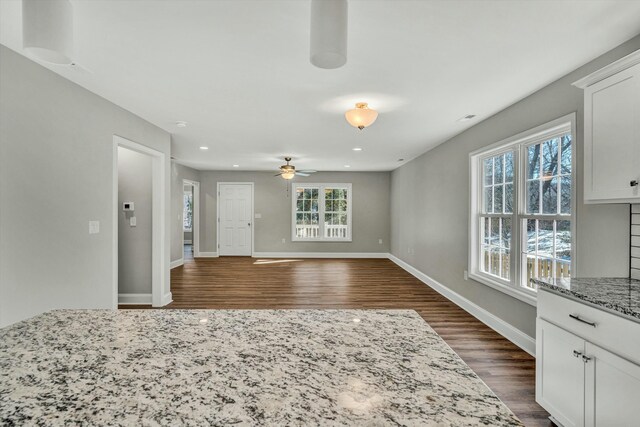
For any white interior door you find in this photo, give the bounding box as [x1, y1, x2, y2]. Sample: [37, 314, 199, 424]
[218, 183, 252, 256]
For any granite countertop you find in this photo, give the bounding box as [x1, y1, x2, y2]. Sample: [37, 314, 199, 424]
[0, 309, 522, 426]
[532, 277, 640, 322]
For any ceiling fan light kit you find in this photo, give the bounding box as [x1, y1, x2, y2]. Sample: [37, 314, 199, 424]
[310, 0, 348, 69]
[275, 157, 316, 180]
[22, 0, 74, 65]
[345, 102, 378, 130]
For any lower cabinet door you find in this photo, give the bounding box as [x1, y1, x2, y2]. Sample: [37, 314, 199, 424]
[584, 342, 640, 427]
[536, 318, 585, 427]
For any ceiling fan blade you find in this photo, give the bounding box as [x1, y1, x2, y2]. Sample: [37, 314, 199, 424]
[296, 172, 310, 177]
[274, 173, 283, 177]
[297, 170, 317, 174]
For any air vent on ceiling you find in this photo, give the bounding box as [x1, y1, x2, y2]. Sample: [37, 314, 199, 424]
[457, 114, 477, 122]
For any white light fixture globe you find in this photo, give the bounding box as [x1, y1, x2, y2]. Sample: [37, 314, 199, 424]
[22, 0, 74, 65]
[345, 103, 378, 130]
[310, 0, 348, 69]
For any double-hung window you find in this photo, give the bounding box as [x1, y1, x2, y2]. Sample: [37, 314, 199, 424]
[469, 115, 575, 305]
[292, 183, 352, 242]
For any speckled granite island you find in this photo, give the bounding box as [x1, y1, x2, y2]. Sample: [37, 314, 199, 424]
[0, 309, 522, 426]
[532, 277, 640, 323]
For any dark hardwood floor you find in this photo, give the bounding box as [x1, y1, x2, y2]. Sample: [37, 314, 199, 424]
[123, 248, 551, 427]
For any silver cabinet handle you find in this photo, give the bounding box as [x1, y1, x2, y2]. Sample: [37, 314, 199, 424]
[569, 314, 597, 327]
[582, 355, 592, 363]
[573, 350, 582, 358]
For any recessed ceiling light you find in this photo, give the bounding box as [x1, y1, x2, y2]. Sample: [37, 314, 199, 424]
[233, 164, 239, 168]
[456, 114, 476, 122]
[344, 165, 351, 168]
[199, 146, 208, 150]
[398, 158, 405, 162]
[352, 147, 363, 151]
[176, 121, 188, 127]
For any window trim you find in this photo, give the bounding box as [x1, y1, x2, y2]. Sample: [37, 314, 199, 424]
[291, 183, 353, 242]
[468, 113, 577, 306]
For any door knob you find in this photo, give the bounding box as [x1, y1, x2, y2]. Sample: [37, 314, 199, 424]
[573, 350, 582, 358]
[248, 223, 251, 227]
[631, 180, 639, 187]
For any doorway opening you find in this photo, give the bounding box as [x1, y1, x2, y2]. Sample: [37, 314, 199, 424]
[112, 135, 167, 308]
[183, 179, 200, 259]
[217, 182, 254, 256]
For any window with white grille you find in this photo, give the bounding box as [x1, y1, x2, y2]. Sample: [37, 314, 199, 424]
[292, 183, 352, 242]
[469, 115, 575, 305]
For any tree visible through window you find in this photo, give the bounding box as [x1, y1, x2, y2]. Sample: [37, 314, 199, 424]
[470, 116, 574, 301]
[183, 192, 193, 232]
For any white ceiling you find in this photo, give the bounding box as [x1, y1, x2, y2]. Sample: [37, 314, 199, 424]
[2, 1, 640, 172]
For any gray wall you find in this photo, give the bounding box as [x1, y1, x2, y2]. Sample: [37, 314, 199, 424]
[171, 162, 200, 261]
[0, 45, 172, 327]
[118, 147, 152, 294]
[390, 35, 640, 338]
[199, 171, 390, 254]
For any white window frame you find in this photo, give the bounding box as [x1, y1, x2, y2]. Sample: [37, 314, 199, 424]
[291, 183, 353, 242]
[468, 114, 576, 306]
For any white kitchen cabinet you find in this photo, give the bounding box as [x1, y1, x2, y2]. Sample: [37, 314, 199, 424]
[574, 50, 640, 204]
[537, 319, 585, 427]
[584, 342, 640, 427]
[536, 290, 640, 427]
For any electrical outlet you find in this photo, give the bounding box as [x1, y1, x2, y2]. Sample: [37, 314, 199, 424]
[378, 239, 383, 245]
[463, 270, 468, 280]
[282, 238, 286, 244]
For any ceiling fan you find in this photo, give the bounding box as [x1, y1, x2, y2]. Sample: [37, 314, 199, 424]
[275, 157, 316, 180]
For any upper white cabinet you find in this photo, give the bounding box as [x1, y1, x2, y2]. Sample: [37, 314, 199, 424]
[574, 51, 640, 204]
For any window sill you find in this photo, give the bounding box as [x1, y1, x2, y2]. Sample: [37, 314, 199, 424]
[468, 272, 537, 307]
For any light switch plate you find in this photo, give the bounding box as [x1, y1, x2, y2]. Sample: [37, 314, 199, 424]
[130, 216, 137, 227]
[89, 221, 100, 234]
[255, 213, 262, 219]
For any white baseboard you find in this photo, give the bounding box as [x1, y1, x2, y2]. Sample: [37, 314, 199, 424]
[184, 239, 193, 244]
[388, 254, 536, 356]
[118, 293, 152, 305]
[170, 258, 184, 269]
[160, 292, 173, 306]
[196, 252, 219, 258]
[252, 252, 389, 259]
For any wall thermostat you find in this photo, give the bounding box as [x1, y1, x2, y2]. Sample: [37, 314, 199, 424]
[123, 202, 134, 211]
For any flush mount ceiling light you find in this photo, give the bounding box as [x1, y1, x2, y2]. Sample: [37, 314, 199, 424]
[310, 0, 348, 69]
[22, 0, 74, 65]
[176, 121, 188, 128]
[345, 103, 378, 130]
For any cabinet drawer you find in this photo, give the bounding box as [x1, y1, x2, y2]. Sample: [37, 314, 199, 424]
[538, 289, 640, 364]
